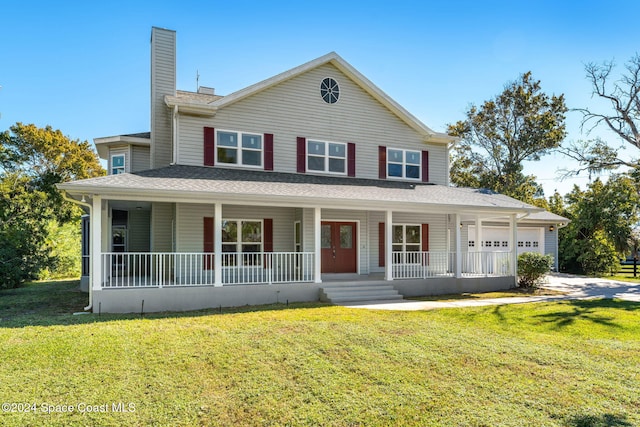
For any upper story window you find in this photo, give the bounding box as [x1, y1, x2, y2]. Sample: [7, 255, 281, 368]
[217, 130, 263, 168]
[307, 140, 347, 175]
[111, 154, 125, 175]
[387, 148, 421, 180]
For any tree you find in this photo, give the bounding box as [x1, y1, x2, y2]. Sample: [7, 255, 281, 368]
[560, 54, 640, 175]
[558, 175, 640, 275]
[0, 122, 104, 222]
[448, 71, 567, 203]
[0, 123, 104, 288]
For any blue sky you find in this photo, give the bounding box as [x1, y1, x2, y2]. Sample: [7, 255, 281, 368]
[1, 0, 638, 196]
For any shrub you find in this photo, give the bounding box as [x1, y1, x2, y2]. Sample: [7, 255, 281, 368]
[518, 252, 554, 288]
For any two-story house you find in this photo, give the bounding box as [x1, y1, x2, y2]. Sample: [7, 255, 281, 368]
[59, 27, 566, 313]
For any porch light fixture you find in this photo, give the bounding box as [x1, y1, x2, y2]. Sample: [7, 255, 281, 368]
[549, 225, 555, 232]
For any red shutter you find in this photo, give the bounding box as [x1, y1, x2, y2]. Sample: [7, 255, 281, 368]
[421, 223, 429, 266]
[263, 218, 273, 269]
[204, 217, 214, 270]
[297, 137, 306, 173]
[264, 219, 273, 252]
[378, 146, 387, 179]
[378, 222, 386, 267]
[204, 127, 215, 166]
[264, 133, 274, 171]
[422, 150, 429, 182]
[421, 224, 429, 252]
[347, 142, 356, 177]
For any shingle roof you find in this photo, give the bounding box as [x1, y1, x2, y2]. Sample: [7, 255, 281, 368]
[59, 165, 542, 214]
[523, 210, 570, 223]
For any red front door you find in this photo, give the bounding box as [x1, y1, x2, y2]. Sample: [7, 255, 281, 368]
[321, 222, 357, 273]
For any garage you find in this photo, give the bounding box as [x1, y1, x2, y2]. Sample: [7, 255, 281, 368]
[468, 226, 544, 255]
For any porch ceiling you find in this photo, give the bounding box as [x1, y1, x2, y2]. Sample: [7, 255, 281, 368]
[58, 165, 542, 216]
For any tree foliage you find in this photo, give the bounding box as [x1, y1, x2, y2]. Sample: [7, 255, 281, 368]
[0, 122, 104, 222]
[557, 175, 640, 275]
[0, 123, 104, 288]
[448, 71, 567, 203]
[560, 54, 640, 175]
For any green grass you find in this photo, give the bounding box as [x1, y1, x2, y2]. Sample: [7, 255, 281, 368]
[1, 281, 639, 426]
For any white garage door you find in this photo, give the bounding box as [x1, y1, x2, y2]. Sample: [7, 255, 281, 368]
[469, 226, 543, 255]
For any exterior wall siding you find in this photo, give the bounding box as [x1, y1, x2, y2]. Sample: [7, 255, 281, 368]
[175, 203, 296, 253]
[131, 146, 151, 172]
[151, 202, 174, 252]
[128, 210, 151, 252]
[176, 63, 448, 184]
[368, 211, 447, 273]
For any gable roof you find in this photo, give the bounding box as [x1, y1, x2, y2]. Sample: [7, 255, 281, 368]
[59, 165, 540, 216]
[165, 52, 456, 145]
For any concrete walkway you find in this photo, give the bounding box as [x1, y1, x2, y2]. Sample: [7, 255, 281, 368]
[339, 273, 640, 311]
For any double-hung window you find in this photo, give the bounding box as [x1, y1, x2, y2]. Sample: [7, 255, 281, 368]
[217, 130, 263, 167]
[392, 224, 422, 265]
[387, 148, 421, 180]
[392, 225, 421, 252]
[111, 154, 125, 175]
[307, 140, 346, 174]
[221, 220, 263, 266]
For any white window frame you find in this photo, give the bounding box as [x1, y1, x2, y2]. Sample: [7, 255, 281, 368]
[392, 224, 422, 253]
[221, 219, 264, 267]
[216, 130, 263, 168]
[111, 154, 126, 175]
[387, 148, 421, 181]
[306, 139, 347, 175]
[294, 221, 302, 253]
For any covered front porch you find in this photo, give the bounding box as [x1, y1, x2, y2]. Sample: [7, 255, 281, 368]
[88, 196, 519, 290]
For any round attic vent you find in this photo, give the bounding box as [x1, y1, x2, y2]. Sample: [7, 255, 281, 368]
[320, 77, 340, 104]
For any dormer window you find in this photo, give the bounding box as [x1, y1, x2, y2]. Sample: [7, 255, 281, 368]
[111, 154, 125, 175]
[217, 130, 262, 167]
[387, 148, 420, 180]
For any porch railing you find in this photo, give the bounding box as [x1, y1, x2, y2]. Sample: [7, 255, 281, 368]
[101, 252, 315, 288]
[391, 251, 513, 279]
[461, 251, 512, 277]
[392, 251, 455, 279]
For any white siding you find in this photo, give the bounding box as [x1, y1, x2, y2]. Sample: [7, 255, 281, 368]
[151, 202, 174, 252]
[128, 210, 151, 252]
[131, 146, 151, 172]
[175, 204, 296, 253]
[368, 211, 447, 273]
[176, 63, 448, 184]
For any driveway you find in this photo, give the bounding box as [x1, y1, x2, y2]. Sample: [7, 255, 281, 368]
[542, 273, 640, 301]
[339, 273, 640, 311]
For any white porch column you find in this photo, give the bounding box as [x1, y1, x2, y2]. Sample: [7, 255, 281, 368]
[510, 213, 518, 285]
[455, 214, 462, 278]
[475, 216, 483, 250]
[314, 207, 322, 283]
[214, 203, 222, 286]
[91, 195, 103, 291]
[385, 210, 393, 281]
[475, 216, 483, 273]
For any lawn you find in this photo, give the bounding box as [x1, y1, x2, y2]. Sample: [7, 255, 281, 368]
[1, 281, 639, 426]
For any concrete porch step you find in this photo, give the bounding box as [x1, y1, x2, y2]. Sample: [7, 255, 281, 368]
[320, 282, 403, 303]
